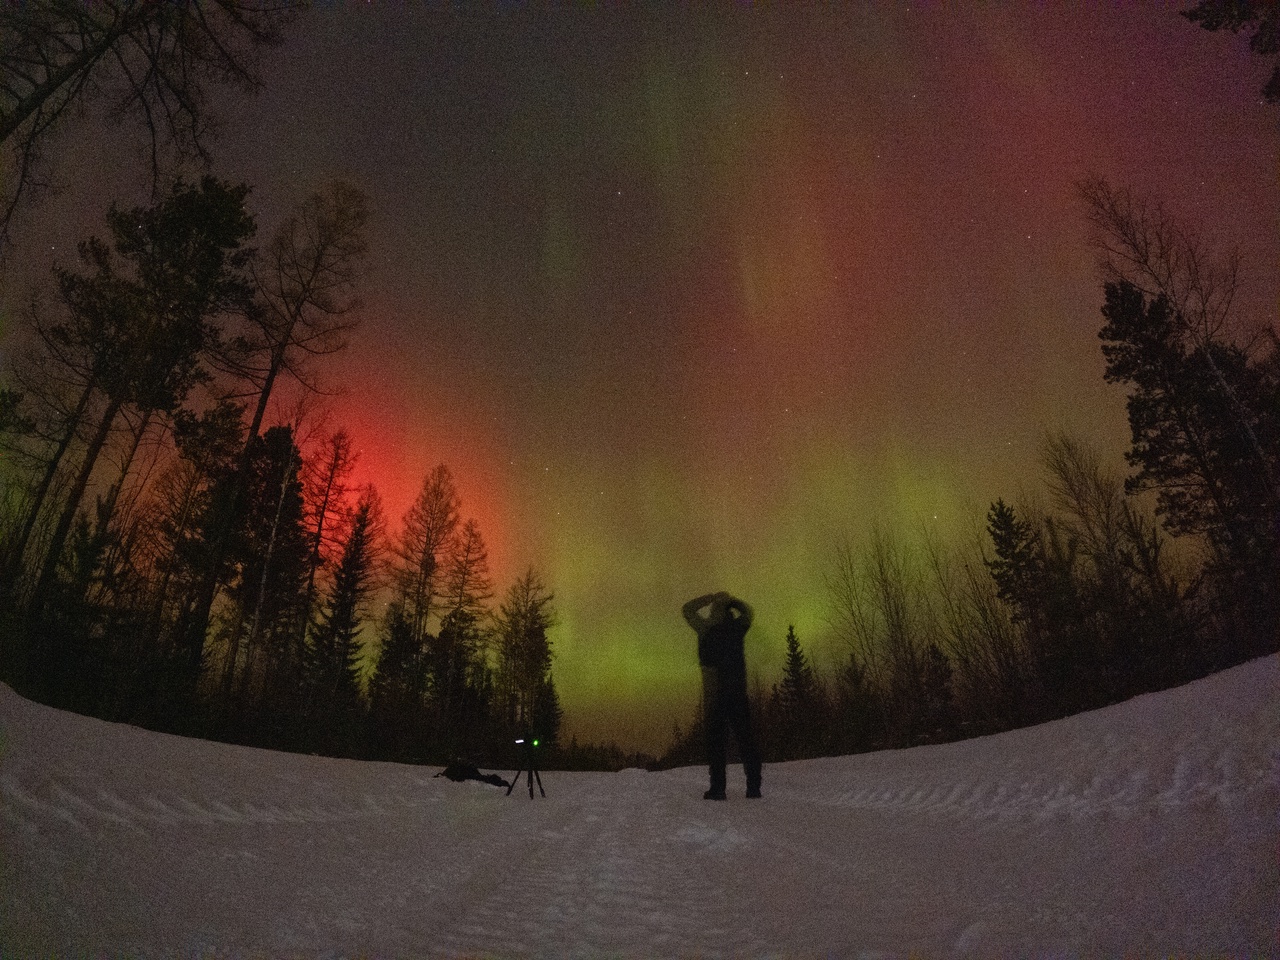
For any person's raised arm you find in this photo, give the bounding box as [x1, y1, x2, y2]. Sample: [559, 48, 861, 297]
[727, 597, 753, 629]
[682, 593, 718, 631]
[683, 591, 732, 631]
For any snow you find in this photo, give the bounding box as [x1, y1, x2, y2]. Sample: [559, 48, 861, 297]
[2, 657, 1277, 958]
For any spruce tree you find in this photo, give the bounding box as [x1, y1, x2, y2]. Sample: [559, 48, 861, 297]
[306, 489, 380, 754]
[772, 624, 821, 758]
[426, 606, 494, 759]
[531, 674, 563, 752]
[368, 602, 426, 762]
[984, 499, 1045, 620]
[778, 624, 817, 713]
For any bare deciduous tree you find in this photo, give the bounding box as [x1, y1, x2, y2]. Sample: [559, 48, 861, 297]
[493, 568, 555, 733]
[393, 464, 461, 646]
[178, 181, 369, 675]
[1079, 177, 1243, 345]
[234, 180, 369, 449]
[1078, 176, 1275, 500]
[300, 427, 357, 629]
[0, 0, 299, 250]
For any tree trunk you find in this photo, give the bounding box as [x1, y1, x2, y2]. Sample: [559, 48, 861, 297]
[174, 340, 289, 689]
[93, 408, 153, 544]
[29, 395, 123, 616]
[243, 438, 296, 702]
[6, 378, 96, 584]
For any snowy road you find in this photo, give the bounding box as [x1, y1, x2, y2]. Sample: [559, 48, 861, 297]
[2, 657, 1278, 957]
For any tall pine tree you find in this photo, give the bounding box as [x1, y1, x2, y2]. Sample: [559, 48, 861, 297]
[305, 488, 380, 755]
[771, 624, 822, 759]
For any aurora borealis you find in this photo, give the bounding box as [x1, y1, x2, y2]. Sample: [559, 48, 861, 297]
[4, 3, 1277, 752]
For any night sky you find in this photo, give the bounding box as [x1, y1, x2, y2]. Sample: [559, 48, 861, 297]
[3, 3, 1277, 752]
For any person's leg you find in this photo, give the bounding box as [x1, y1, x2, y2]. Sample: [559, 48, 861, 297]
[702, 667, 727, 799]
[728, 683, 762, 797]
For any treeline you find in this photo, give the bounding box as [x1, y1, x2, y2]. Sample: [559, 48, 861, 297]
[2, 175, 1274, 775]
[0, 2, 575, 768]
[0, 178, 563, 768]
[660, 181, 1279, 768]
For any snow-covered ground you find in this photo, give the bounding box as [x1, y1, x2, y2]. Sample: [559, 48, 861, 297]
[2, 657, 1277, 958]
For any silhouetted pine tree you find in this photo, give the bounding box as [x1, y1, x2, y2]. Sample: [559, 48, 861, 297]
[1099, 281, 1279, 657]
[493, 568, 555, 738]
[392, 464, 459, 649]
[770, 624, 823, 759]
[984, 499, 1087, 718]
[305, 489, 380, 756]
[425, 518, 493, 755]
[531, 674, 563, 752]
[299, 429, 358, 651]
[150, 402, 245, 636]
[178, 182, 368, 687]
[832, 652, 880, 753]
[985, 500, 1044, 617]
[368, 602, 427, 762]
[215, 425, 310, 744]
[428, 606, 490, 758]
[918, 643, 956, 741]
[778, 625, 817, 710]
[18, 180, 254, 663]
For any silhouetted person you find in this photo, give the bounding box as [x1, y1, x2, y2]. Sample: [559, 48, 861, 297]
[682, 591, 763, 800]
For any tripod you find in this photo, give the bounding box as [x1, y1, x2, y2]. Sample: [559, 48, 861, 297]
[506, 737, 545, 798]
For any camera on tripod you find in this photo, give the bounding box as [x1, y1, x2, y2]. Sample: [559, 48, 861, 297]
[507, 735, 545, 798]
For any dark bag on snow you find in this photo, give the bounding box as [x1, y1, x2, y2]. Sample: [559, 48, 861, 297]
[436, 760, 510, 789]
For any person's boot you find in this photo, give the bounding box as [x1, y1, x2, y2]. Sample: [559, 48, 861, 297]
[703, 788, 727, 800]
[745, 785, 761, 799]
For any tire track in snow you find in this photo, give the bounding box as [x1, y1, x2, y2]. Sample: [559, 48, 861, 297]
[423, 775, 764, 959]
[0, 774, 91, 834]
[0, 772, 443, 838]
[7, 739, 1274, 845]
[788, 740, 1279, 821]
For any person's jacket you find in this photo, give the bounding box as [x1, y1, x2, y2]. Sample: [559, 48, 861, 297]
[698, 614, 748, 677]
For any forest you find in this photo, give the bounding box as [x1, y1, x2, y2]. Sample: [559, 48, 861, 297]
[0, 1, 1277, 774]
